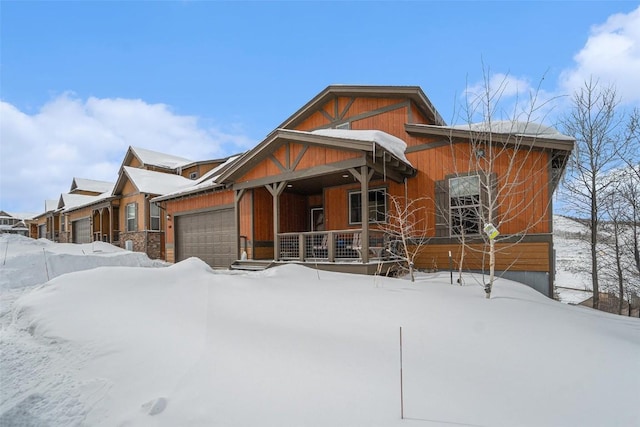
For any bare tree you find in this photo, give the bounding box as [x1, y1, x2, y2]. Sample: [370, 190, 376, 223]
[377, 195, 431, 282]
[561, 79, 626, 309]
[442, 70, 564, 298]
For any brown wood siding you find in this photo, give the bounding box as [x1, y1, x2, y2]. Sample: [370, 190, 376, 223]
[351, 108, 408, 141]
[294, 146, 360, 170]
[323, 180, 389, 230]
[128, 157, 141, 168]
[344, 98, 401, 118]
[409, 102, 431, 124]
[280, 192, 307, 232]
[239, 190, 253, 245]
[415, 242, 550, 272]
[296, 111, 331, 130]
[253, 187, 273, 241]
[403, 143, 552, 236]
[165, 190, 234, 245]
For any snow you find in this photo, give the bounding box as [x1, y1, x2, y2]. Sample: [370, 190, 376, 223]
[452, 121, 574, 141]
[59, 191, 113, 213]
[123, 166, 194, 195]
[1, 234, 639, 426]
[131, 146, 193, 170]
[71, 178, 114, 194]
[311, 129, 411, 165]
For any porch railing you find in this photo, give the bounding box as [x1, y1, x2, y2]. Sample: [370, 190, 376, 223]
[278, 229, 389, 263]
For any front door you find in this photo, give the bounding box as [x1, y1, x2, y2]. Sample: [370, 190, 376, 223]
[311, 207, 324, 231]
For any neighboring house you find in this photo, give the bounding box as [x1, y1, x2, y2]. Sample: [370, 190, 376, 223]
[31, 200, 58, 240]
[0, 211, 31, 237]
[112, 166, 194, 259]
[154, 85, 574, 297]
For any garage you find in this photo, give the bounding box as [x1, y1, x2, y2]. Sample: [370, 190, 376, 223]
[72, 218, 92, 244]
[175, 208, 235, 268]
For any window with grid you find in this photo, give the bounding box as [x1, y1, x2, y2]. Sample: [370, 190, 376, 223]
[449, 175, 481, 235]
[349, 188, 387, 224]
[150, 202, 160, 231]
[126, 203, 137, 232]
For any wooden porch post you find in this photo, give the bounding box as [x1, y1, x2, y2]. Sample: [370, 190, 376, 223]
[266, 182, 287, 261]
[349, 165, 373, 264]
[360, 165, 370, 264]
[235, 189, 245, 260]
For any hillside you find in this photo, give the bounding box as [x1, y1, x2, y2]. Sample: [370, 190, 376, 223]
[1, 234, 639, 426]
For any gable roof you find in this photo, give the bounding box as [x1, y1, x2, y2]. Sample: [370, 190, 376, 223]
[115, 166, 194, 196]
[218, 128, 415, 185]
[152, 154, 242, 202]
[70, 177, 114, 194]
[57, 193, 103, 212]
[277, 85, 446, 130]
[121, 146, 193, 171]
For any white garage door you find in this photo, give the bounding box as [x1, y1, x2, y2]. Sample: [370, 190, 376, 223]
[72, 218, 91, 244]
[175, 209, 235, 268]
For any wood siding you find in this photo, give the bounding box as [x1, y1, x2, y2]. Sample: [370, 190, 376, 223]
[415, 242, 550, 272]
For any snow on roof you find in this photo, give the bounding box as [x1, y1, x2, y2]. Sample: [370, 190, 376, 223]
[452, 121, 573, 141]
[45, 200, 58, 213]
[71, 178, 114, 194]
[58, 193, 105, 212]
[131, 146, 193, 170]
[124, 166, 194, 195]
[310, 129, 411, 165]
[0, 212, 38, 220]
[153, 155, 242, 201]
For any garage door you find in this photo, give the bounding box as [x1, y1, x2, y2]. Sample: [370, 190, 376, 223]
[72, 218, 91, 244]
[38, 224, 47, 239]
[175, 209, 235, 268]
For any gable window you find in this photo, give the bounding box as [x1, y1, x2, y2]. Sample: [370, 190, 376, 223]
[126, 203, 137, 232]
[335, 122, 350, 130]
[150, 202, 160, 231]
[449, 175, 481, 235]
[189, 171, 198, 179]
[349, 188, 387, 224]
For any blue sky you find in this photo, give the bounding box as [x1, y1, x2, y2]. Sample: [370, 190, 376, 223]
[1, 1, 640, 214]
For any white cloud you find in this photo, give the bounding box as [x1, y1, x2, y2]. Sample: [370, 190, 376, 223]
[460, 73, 559, 126]
[560, 5, 640, 105]
[0, 94, 255, 213]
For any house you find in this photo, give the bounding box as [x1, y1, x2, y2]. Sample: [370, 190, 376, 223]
[153, 85, 574, 297]
[0, 211, 31, 237]
[31, 200, 59, 240]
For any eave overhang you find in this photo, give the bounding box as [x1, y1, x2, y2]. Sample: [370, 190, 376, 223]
[404, 124, 575, 152]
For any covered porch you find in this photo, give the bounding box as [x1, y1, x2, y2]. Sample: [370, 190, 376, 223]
[224, 129, 416, 274]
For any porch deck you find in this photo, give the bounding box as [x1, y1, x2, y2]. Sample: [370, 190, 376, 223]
[232, 229, 403, 276]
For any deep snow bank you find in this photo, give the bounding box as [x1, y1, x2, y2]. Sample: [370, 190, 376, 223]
[4, 257, 640, 426]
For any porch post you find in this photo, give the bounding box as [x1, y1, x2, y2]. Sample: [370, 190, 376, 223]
[360, 165, 370, 264]
[235, 189, 245, 260]
[266, 182, 287, 261]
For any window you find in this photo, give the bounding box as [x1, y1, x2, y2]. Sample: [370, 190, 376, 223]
[349, 188, 386, 224]
[150, 202, 160, 231]
[449, 175, 481, 235]
[61, 216, 65, 232]
[335, 122, 350, 130]
[126, 203, 137, 232]
[189, 171, 198, 179]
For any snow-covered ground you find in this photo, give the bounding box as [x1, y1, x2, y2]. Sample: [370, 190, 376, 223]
[1, 233, 639, 426]
[553, 215, 595, 304]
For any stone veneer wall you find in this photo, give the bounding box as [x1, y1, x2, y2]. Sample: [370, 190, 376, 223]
[119, 231, 163, 260]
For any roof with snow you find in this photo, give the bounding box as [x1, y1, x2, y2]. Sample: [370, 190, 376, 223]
[70, 178, 114, 194]
[116, 166, 194, 196]
[217, 128, 415, 187]
[153, 155, 242, 202]
[129, 146, 193, 170]
[451, 121, 574, 141]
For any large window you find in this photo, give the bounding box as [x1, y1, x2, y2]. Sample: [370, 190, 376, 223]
[349, 188, 387, 224]
[449, 175, 481, 235]
[150, 202, 160, 231]
[126, 203, 137, 232]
